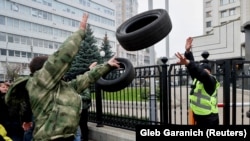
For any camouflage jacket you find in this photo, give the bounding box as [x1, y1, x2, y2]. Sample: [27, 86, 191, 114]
[79, 88, 91, 110]
[6, 29, 112, 140]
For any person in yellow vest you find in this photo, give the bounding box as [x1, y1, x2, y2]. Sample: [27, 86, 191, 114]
[0, 124, 12, 141]
[175, 37, 220, 126]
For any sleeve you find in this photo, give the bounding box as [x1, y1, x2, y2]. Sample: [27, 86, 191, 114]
[32, 29, 85, 90]
[184, 51, 194, 61]
[186, 61, 217, 95]
[69, 68, 90, 81]
[20, 92, 33, 122]
[80, 88, 91, 101]
[69, 63, 112, 93]
[80, 88, 91, 109]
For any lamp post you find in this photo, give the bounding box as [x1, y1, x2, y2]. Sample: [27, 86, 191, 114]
[100, 50, 105, 63]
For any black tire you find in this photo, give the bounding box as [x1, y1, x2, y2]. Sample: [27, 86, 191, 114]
[116, 9, 172, 51]
[96, 57, 135, 92]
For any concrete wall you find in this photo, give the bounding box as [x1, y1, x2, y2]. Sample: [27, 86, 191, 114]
[192, 19, 244, 61]
[88, 122, 136, 141]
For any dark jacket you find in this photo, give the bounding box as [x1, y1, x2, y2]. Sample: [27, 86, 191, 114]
[184, 51, 217, 95]
[0, 91, 25, 140]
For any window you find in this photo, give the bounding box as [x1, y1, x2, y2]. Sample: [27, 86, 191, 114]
[44, 41, 48, 48]
[27, 52, 32, 58]
[206, 11, 212, 17]
[14, 35, 20, 43]
[205, 1, 211, 8]
[27, 38, 32, 46]
[220, 0, 229, 5]
[11, 4, 19, 12]
[206, 21, 212, 28]
[15, 51, 20, 57]
[33, 53, 38, 57]
[13, 19, 19, 28]
[33, 39, 39, 47]
[229, 8, 235, 16]
[25, 22, 31, 31]
[21, 36, 26, 44]
[8, 50, 14, 56]
[8, 35, 14, 43]
[31, 9, 38, 17]
[0, 32, 6, 41]
[54, 43, 60, 49]
[21, 51, 26, 57]
[221, 10, 228, 18]
[0, 15, 5, 25]
[48, 41, 53, 49]
[38, 39, 43, 47]
[1, 49, 7, 56]
[229, 0, 235, 3]
[7, 18, 13, 27]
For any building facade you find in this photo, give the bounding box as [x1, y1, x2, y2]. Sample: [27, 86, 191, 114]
[168, 0, 248, 65]
[0, 0, 116, 81]
[192, 0, 246, 61]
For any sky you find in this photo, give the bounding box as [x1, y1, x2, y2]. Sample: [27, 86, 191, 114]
[137, 0, 203, 58]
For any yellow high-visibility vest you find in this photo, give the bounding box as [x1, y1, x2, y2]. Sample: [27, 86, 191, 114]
[0, 124, 12, 141]
[190, 78, 220, 115]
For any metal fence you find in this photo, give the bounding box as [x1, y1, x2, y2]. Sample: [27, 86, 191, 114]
[88, 59, 250, 131]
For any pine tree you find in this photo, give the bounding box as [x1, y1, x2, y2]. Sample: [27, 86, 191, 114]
[100, 33, 113, 61]
[65, 24, 100, 78]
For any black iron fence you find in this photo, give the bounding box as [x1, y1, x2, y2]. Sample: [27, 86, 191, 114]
[88, 59, 250, 131]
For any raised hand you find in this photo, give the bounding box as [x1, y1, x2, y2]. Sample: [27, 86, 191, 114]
[80, 13, 89, 30]
[108, 55, 120, 68]
[185, 37, 193, 52]
[89, 62, 97, 69]
[175, 52, 189, 66]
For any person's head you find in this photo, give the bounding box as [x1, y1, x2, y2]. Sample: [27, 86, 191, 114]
[29, 56, 48, 74]
[0, 82, 9, 94]
[200, 63, 211, 74]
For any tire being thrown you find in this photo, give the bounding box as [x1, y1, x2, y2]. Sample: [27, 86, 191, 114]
[116, 9, 172, 51]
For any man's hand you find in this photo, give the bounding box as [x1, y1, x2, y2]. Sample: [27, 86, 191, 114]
[175, 52, 190, 66]
[80, 13, 89, 30]
[22, 122, 33, 131]
[185, 37, 193, 52]
[107, 55, 120, 68]
[89, 62, 97, 69]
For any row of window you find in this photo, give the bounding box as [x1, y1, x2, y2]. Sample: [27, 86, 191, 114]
[220, 0, 236, 6]
[221, 8, 236, 18]
[32, 0, 115, 21]
[78, 0, 115, 16]
[0, 15, 73, 38]
[206, 0, 237, 8]
[0, 31, 116, 56]
[1, 0, 115, 28]
[32, 0, 115, 26]
[0, 48, 46, 59]
[0, 32, 61, 50]
[32, 0, 52, 7]
[206, 8, 236, 18]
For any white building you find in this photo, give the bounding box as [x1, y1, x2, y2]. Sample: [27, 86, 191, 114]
[169, 0, 249, 64]
[192, 0, 244, 61]
[0, 0, 116, 81]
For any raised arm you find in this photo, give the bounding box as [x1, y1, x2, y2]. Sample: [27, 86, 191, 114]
[34, 13, 89, 89]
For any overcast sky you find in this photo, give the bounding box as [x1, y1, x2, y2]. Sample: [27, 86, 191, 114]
[137, 0, 203, 58]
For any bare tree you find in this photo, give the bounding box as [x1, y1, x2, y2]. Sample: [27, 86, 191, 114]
[5, 63, 23, 81]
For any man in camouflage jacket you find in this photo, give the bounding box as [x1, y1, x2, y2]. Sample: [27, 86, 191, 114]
[5, 14, 119, 140]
